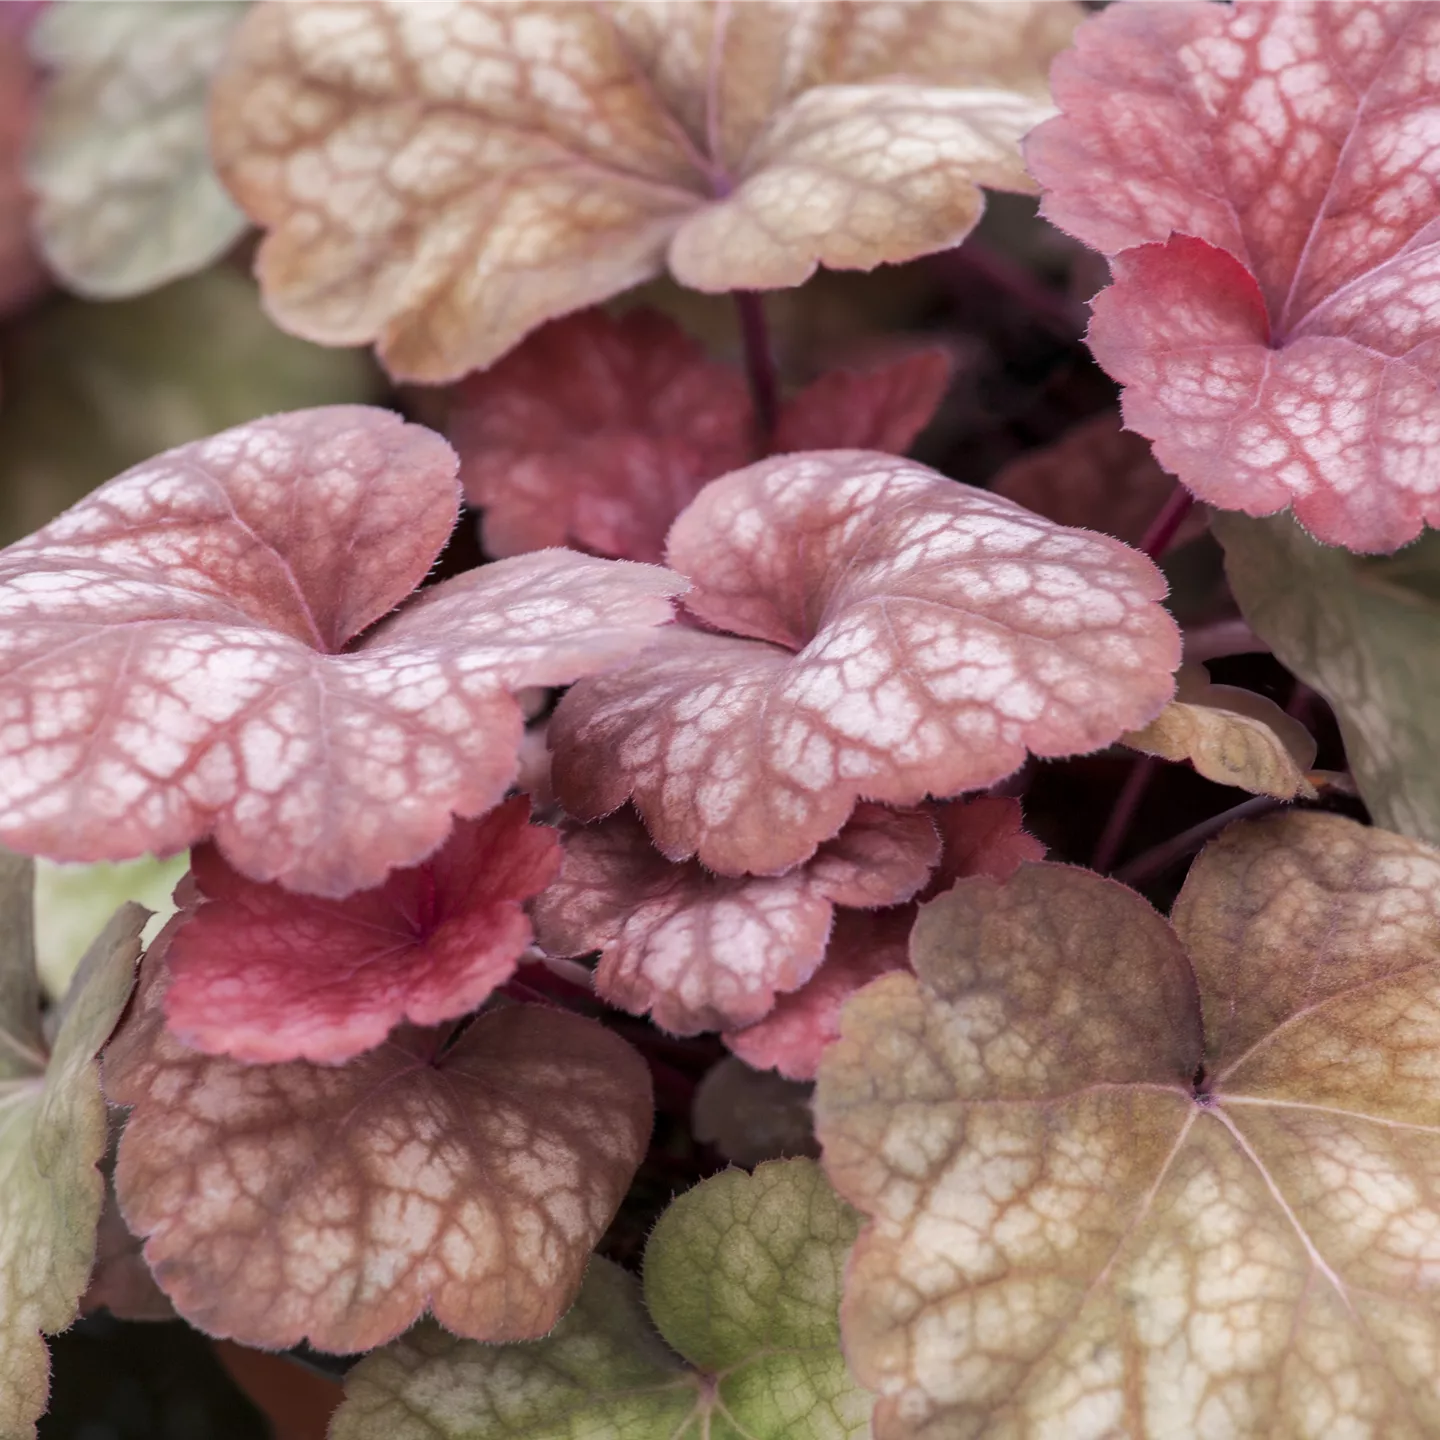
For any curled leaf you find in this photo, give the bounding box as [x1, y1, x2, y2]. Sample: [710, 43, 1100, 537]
[105, 933, 653, 1353]
[211, 0, 1077, 380]
[533, 803, 938, 1035]
[1028, 2, 1440, 552]
[0, 856, 145, 1439]
[728, 795, 1043, 1079]
[450, 307, 752, 565]
[0, 406, 683, 895]
[332, 1158, 868, 1440]
[1123, 662, 1317, 799]
[164, 798, 560, 1064]
[1216, 511, 1440, 846]
[989, 410, 1206, 549]
[817, 812, 1440, 1437]
[552, 450, 1178, 875]
[28, 1, 248, 297]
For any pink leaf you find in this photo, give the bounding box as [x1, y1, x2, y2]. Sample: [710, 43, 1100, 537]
[533, 804, 938, 1035]
[450, 308, 753, 565]
[1027, 1, 1440, 552]
[105, 933, 653, 1353]
[0, 406, 684, 895]
[550, 451, 1178, 875]
[773, 349, 952, 455]
[163, 797, 560, 1065]
[727, 795, 1044, 1080]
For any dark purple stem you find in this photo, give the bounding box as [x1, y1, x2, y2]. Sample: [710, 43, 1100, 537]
[1140, 485, 1197, 561]
[734, 290, 779, 452]
[1115, 795, 1285, 887]
[1091, 754, 1159, 874]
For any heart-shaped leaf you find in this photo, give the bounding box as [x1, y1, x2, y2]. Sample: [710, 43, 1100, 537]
[0, 849, 145, 1438]
[817, 811, 1440, 1438]
[210, 0, 1077, 381]
[104, 931, 654, 1353]
[533, 803, 938, 1035]
[450, 307, 753, 565]
[1123, 662, 1317, 799]
[551, 450, 1178, 875]
[1028, 2, 1440, 552]
[0, 405, 683, 895]
[989, 411, 1206, 550]
[163, 797, 559, 1064]
[28, 1, 249, 297]
[331, 1158, 869, 1440]
[728, 795, 1043, 1079]
[1216, 511, 1440, 846]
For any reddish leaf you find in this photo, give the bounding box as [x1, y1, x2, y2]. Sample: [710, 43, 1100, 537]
[727, 796, 1044, 1079]
[1028, 1, 1440, 552]
[105, 933, 653, 1353]
[163, 798, 559, 1065]
[989, 411, 1206, 550]
[773, 348, 952, 455]
[551, 451, 1178, 875]
[0, 407, 683, 895]
[450, 308, 753, 565]
[533, 804, 937, 1036]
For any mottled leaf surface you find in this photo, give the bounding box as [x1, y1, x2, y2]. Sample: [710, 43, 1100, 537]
[211, 0, 1076, 380]
[1029, 1, 1440, 551]
[0, 858, 145, 1440]
[0, 406, 682, 895]
[1216, 511, 1440, 845]
[28, 1, 248, 297]
[534, 803, 937, 1035]
[728, 795, 1043, 1080]
[106, 934, 653, 1354]
[450, 307, 752, 565]
[552, 450, 1177, 875]
[332, 1159, 869, 1440]
[164, 797, 559, 1064]
[1123, 662, 1317, 799]
[818, 812, 1440, 1438]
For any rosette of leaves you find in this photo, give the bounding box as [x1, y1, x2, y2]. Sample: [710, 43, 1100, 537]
[332, 1158, 871, 1440]
[817, 811, 1440, 1437]
[209, 0, 1079, 379]
[0, 850, 147, 1439]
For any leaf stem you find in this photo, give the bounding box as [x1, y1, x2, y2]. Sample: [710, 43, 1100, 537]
[1140, 484, 1196, 561]
[1091, 753, 1158, 873]
[734, 290, 779, 452]
[1114, 794, 1285, 887]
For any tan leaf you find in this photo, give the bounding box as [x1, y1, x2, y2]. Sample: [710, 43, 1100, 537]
[210, 0, 1078, 381]
[104, 929, 653, 1352]
[1123, 662, 1317, 799]
[28, 1, 249, 297]
[816, 812, 1440, 1438]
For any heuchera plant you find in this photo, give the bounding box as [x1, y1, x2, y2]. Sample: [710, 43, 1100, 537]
[1, 3, 1439, 1437]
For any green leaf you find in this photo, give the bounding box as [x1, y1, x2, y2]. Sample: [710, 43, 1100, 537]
[0, 862, 146, 1440]
[35, 855, 187, 1003]
[1213, 511, 1440, 845]
[28, 0, 249, 298]
[333, 1159, 871, 1440]
[0, 264, 381, 545]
